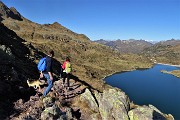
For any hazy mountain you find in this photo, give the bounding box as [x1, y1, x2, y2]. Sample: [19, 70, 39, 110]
[155, 39, 180, 46]
[95, 39, 153, 53]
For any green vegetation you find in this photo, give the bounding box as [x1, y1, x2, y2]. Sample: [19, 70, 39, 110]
[142, 44, 180, 65]
[2, 19, 154, 92]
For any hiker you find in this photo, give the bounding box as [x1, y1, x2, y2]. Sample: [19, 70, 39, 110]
[62, 57, 72, 90]
[40, 50, 54, 96]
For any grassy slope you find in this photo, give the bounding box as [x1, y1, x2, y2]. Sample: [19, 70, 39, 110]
[2, 18, 153, 91]
[142, 44, 180, 65]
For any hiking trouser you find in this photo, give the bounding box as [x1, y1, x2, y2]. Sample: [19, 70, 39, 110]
[62, 72, 70, 87]
[43, 73, 53, 96]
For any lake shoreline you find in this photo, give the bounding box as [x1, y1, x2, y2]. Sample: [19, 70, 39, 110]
[103, 63, 180, 80]
[105, 64, 180, 119]
[103, 65, 153, 80]
[155, 63, 180, 67]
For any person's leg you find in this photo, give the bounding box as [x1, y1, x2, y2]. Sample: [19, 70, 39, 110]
[62, 72, 66, 84]
[43, 74, 53, 96]
[67, 73, 70, 87]
[59, 67, 62, 78]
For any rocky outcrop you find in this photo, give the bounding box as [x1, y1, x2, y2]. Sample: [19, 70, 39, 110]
[80, 88, 174, 120]
[41, 104, 63, 120]
[128, 105, 174, 120]
[95, 88, 130, 120]
[80, 88, 99, 112]
[80, 88, 130, 120]
[0, 1, 22, 20]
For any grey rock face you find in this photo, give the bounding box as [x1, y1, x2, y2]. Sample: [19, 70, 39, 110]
[128, 105, 174, 120]
[80, 88, 99, 112]
[95, 88, 130, 120]
[80, 88, 130, 120]
[41, 105, 62, 120]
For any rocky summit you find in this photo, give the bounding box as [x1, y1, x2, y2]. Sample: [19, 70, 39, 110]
[0, 1, 175, 120]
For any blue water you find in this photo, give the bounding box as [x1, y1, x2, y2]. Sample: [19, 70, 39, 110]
[105, 64, 180, 119]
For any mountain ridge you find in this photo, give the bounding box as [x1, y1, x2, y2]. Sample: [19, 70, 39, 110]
[95, 39, 180, 54]
[0, 1, 22, 21]
[95, 39, 153, 53]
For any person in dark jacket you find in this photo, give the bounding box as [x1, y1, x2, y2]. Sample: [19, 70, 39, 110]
[40, 50, 54, 96]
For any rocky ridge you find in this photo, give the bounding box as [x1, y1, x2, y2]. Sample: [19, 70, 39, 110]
[0, 1, 22, 21]
[95, 39, 153, 54]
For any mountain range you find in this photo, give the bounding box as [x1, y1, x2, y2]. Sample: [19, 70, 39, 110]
[95, 39, 180, 54]
[0, 1, 176, 119]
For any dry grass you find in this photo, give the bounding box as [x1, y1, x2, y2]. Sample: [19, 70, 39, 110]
[161, 70, 180, 78]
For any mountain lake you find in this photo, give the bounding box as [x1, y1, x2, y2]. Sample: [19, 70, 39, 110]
[105, 64, 180, 119]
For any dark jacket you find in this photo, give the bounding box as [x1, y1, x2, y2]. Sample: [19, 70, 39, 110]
[43, 56, 53, 74]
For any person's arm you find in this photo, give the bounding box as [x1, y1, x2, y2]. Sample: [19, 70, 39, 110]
[40, 71, 43, 78]
[48, 72, 53, 80]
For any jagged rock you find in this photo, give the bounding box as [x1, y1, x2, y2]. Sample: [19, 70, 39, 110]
[79, 88, 130, 120]
[41, 104, 62, 120]
[128, 105, 174, 120]
[95, 88, 130, 120]
[43, 97, 55, 108]
[80, 88, 99, 112]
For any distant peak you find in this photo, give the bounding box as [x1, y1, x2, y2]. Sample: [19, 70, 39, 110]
[10, 7, 19, 14]
[53, 22, 60, 24]
[0, 1, 22, 21]
[52, 22, 62, 26]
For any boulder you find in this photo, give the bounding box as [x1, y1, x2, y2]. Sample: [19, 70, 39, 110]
[95, 88, 130, 120]
[42, 97, 55, 108]
[80, 88, 99, 112]
[128, 105, 174, 120]
[41, 105, 62, 120]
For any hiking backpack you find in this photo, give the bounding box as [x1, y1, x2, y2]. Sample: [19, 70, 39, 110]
[65, 62, 72, 73]
[37, 57, 46, 71]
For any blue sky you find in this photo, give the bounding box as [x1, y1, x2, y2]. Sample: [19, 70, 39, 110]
[2, 0, 180, 41]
